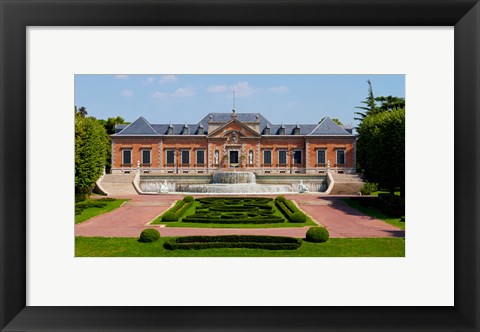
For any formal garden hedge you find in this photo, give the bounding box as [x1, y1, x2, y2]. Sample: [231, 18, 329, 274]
[182, 197, 285, 224]
[75, 197, 116, 215]
[161, 196, 195, 221]
[274, 196, 307, 223]
[305, 227, 330, 243]
[157, 196, 311, 225]
[163, 235, 302, 250]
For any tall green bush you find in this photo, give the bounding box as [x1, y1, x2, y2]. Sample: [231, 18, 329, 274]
[75, 114, 109, 198]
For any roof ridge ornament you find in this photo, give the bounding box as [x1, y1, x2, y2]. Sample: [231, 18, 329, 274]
[231, 91, 237, 118]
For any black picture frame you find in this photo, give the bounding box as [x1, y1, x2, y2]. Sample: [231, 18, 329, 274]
[1, 1, 479, 331]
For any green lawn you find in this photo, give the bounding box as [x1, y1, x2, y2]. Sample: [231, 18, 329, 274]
[342, 198, 405, 230]
[75, 236, 405, 257]
[75, 199, 129, 224]
[152, 198, 317, 228]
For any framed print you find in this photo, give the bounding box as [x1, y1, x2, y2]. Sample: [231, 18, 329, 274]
[1, 0, 479, 331]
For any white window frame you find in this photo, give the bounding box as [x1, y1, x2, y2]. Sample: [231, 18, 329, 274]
[196, 150, 205, 164]
[336, 149, 346, 165]
[141, 149, 151, 165]
[181, 150, 190, 164]
[293, 149, 302, 165]
[263, 150, 272, 165]
[317, 149, 326, 165]
[278, 149, 288, 165]
[166, 150, 175, 165]
[122, 149, 132, 165]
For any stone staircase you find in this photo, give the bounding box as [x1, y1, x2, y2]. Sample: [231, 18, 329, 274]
[329, 173, 365, 195]
[99, 174, 138, 195]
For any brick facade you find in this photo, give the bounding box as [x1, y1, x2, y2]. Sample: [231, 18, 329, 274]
[111, 113, 356, 174]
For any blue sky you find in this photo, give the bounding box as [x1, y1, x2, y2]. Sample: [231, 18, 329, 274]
[75, 74, 404, 126]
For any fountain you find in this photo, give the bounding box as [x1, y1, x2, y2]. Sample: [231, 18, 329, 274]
[184, 171, 293, 194]
[139, 171, 327, 194]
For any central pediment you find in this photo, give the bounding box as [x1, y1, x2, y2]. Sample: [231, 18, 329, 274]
[207, 119, 262, 138]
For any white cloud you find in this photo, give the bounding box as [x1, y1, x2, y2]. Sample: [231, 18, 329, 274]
[159, 75, 178, 84]
[115, 75, 129, 79]
[121, 89, 133, 97]
[152, 91, 167, 98]
[207, 81, 257, 97]
[146, 77, 156, 83]
[152, 87, 194, 98]
[207, 81, 288, 97]
[207, 84, 228, 93]
[171, 88, 195, 97]
[268, 85, 290, 93]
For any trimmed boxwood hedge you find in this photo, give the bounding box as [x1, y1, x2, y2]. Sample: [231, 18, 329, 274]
[275, 198, 307, 223]
[161, 197, 195, 222]
[164, 235, 302, 250]
[138, 228, 161, 243]
[305, 227, 330, 243]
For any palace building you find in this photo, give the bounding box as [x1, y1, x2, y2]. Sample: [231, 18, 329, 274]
[110, 110, 356, 175]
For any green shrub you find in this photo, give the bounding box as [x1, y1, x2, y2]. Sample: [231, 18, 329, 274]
[75, 193, 87, 203]
[75, 207, 83, 215]
[378, 194, 405, 217]
[97, 197, 116, 202]
[164, 235, 302, 250]
[275, 196, 286, 202]
[305, 227, 330, 243]
[162, 212, 178, 222]
[138, 228, 161, 243]
[360, 182, 378, 195]
[290, 212, 307, 223]
[183, 196, 195, 203]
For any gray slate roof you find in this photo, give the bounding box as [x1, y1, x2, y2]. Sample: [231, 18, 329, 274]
[112, 112, 353, 137]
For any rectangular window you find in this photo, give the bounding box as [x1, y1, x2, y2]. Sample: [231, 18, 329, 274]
[196, 150, 205, 164]
[141, 149, 151, 164]
[122, 150, 131, 165]
[278, 150, 287, 164]
[166, 150, 175, 164]
[337, 150, 345, 164]
[293, 150, 302, 164]
[317, 150, 326, 164]
[263, 150, 272, 165]
[181, 150, 190, 164]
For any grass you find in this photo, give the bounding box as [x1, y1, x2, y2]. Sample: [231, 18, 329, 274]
[151, 198, 317, 228]
[342, 198, 405, 230]
[370, 190, 401, 196]
[75, 199, 129, 224]
[75, 236, 405, 257]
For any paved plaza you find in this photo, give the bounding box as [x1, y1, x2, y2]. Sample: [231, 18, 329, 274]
[75, 194, 404, 238]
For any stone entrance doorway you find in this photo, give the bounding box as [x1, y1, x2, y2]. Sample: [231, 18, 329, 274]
[229, 150, 239, 165]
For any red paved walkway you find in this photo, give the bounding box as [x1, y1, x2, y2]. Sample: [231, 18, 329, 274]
[75, 194, 404, 238]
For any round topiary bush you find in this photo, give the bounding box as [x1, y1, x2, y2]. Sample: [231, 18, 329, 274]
[162, 212, 178, 222]
[183, 196, 195, 203]
[139, 228, 161, 243]
[275, 196, 286, 202]
[290, 212, 307, 223]
[305, 227, 330, 243]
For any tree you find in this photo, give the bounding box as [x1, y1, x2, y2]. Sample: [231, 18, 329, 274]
[75, 106, 88, 118]
[332, 118, 343, 126]
[98, 116, 128, 135]
[356, 108, 405, 196]
[97, 116, 129, 172]
[354, 79, 377, 122]
[75, 115, 109, 200]
[375, 95, 405, 111]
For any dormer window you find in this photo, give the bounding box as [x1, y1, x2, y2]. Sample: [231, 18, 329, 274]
[198, 125, 204, 135]
[167, 124, 174, 135]
[183, 124, 189, 135]
[294, 127, 300, 135]
[279, 128, 285, 135]
[263, 127, 270, 135]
